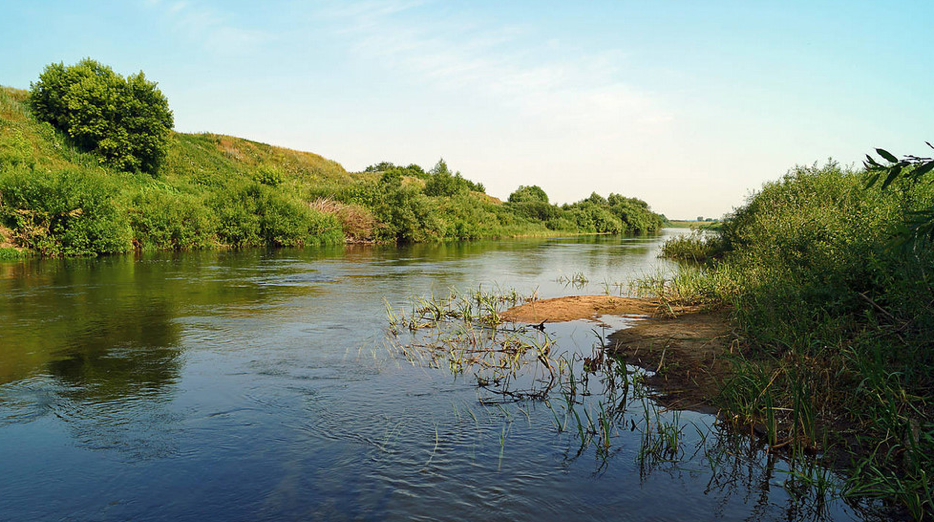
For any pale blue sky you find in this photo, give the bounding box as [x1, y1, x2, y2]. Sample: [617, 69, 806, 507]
[2, 1, 932, 219]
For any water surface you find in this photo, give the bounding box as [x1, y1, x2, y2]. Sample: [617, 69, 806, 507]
[0, 231, 869, 521]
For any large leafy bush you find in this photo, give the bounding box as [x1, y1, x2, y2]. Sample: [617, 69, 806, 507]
[0, 166, 131, 256]
[29, 59, 174, 175]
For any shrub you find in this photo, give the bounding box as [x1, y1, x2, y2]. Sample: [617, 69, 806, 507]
[0, 166, 131, 256]
[507, 201, 561, 222]
[308, 198, 378, 241]
[508, 185, 549, 204]
[0, 247, 25, 260]
[129, 188, 218, 250]
[372, 185, 442, 242]
[255, 165, 283, 187]
[29, 59, 174, 175]
[423, 158, 484, 196]
[212, 183, 342, 248]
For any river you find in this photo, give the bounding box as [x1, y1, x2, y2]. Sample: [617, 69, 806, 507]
[0, 231, 870, 521]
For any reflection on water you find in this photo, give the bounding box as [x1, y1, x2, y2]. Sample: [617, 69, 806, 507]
[0, 232, 874, 521]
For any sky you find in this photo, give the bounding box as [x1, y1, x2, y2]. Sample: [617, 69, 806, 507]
[2, 1, 932, 219]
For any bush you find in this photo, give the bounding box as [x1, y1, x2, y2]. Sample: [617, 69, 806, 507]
[507, 201, 561, 222]
[372, 185, 443, 242]
[0, 166, 131, 256]
[308, 198, 378, 241]
[212, 183, 342, 248]
[255, 165, 283, 187]
[0, 247, 25, 260]
[683, 161, 934, 518]
[423, 158, 483, 196]
[29, 59, 174, 175]
[508, 185, 549, 204]
[660, 230, 726, 262]
[129, 188, 218, 250]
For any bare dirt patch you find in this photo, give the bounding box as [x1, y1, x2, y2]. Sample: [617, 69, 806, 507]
[607, 310, 732, 413]
[503, 295, 734, 412]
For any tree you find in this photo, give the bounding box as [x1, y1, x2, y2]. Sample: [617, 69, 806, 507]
[30, 58, 174, 175]
[424, 158, 485, 196]
[508, 185, 549, 204]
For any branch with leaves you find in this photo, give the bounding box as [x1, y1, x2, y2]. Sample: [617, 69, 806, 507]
[864, 143, 934, 244]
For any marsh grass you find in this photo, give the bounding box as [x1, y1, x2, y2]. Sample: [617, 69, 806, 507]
[381, 285, 864, 516]
[556, 271, 589, 289]
[660, 230, 726, 263]
[651, 161, 934, 519]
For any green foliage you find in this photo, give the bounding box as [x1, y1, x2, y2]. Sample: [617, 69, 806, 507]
[507, 201, 562, 223]
[561, 192, 663, 235]
[660, 161, 934, 518]
[254, 164, 284, 187]
[29, 59, 174, 175]
[0, 166, 131, 256]
[508, 185, 549, 204]
[0, 128, 36, 169]
[212, 183, 342, 248]
[364, 161, 427, 179]
[0, 247, 25, 260]
[1, 81, 666, 255]
[371, 184, 443, 242]
[660, 231, 725, 262]
[865, 143, 934, 244]
[423, 158, 484, 196]
[128, 187, 218, 250]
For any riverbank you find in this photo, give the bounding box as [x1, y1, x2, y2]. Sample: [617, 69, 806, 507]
[503, 295, 732, 413]
[645, 161, 934, 520]
[1, 84, 666, 257]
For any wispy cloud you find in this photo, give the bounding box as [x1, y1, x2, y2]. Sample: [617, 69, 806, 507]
[315, 0, 671, 134]
[144, 0, 271, 54]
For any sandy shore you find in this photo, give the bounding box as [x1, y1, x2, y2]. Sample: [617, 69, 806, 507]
[503, 295, 732, 412]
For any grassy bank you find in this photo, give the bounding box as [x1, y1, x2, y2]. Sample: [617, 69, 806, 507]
[0, 85, 665, 257]
[653, 161, 934, 519]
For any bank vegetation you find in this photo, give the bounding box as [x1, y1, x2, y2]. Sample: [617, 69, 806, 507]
[657, 160, 934, 519]
[0, 60, 665, 258]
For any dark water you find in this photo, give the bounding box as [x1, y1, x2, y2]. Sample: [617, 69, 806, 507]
[0, 232, 868, 521]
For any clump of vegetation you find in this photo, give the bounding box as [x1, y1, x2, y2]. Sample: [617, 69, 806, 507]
[657, 160, 934, 519]
[29, 58, 173, 175]
[0, 168, 132, 256]
[0, 59, 666, 257]
[0, 247, 25, 260]
[660, 230, 726, 262]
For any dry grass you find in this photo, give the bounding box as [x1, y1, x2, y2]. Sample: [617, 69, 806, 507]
[309, 197, 379, 241]
[0, 224, 15, 248]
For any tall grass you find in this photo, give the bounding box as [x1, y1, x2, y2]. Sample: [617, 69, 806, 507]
[656, 161, 934, 519]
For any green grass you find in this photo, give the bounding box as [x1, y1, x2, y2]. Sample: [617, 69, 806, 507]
[1, 84, 666, 256]
[655, 161, 934, 520]
[659, 230, 726, 263]
[0, 247, 25, 260]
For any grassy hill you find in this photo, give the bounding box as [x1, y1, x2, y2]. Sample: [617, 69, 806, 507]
[0, 85, 665, 257]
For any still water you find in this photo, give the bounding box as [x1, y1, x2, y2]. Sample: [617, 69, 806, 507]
[0, 231, 868, 521]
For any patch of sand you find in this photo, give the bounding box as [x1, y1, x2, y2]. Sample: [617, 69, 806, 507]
[503, 295, 733, 412]
[501, 295, 660, 323]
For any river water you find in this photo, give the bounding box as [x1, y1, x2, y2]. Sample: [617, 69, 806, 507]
[0, 231, 871, 521]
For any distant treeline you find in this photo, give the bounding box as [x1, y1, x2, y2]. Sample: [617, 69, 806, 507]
[0, 60, 665, 257]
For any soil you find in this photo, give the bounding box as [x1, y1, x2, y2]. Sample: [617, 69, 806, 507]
[503, 295, 734, 412]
